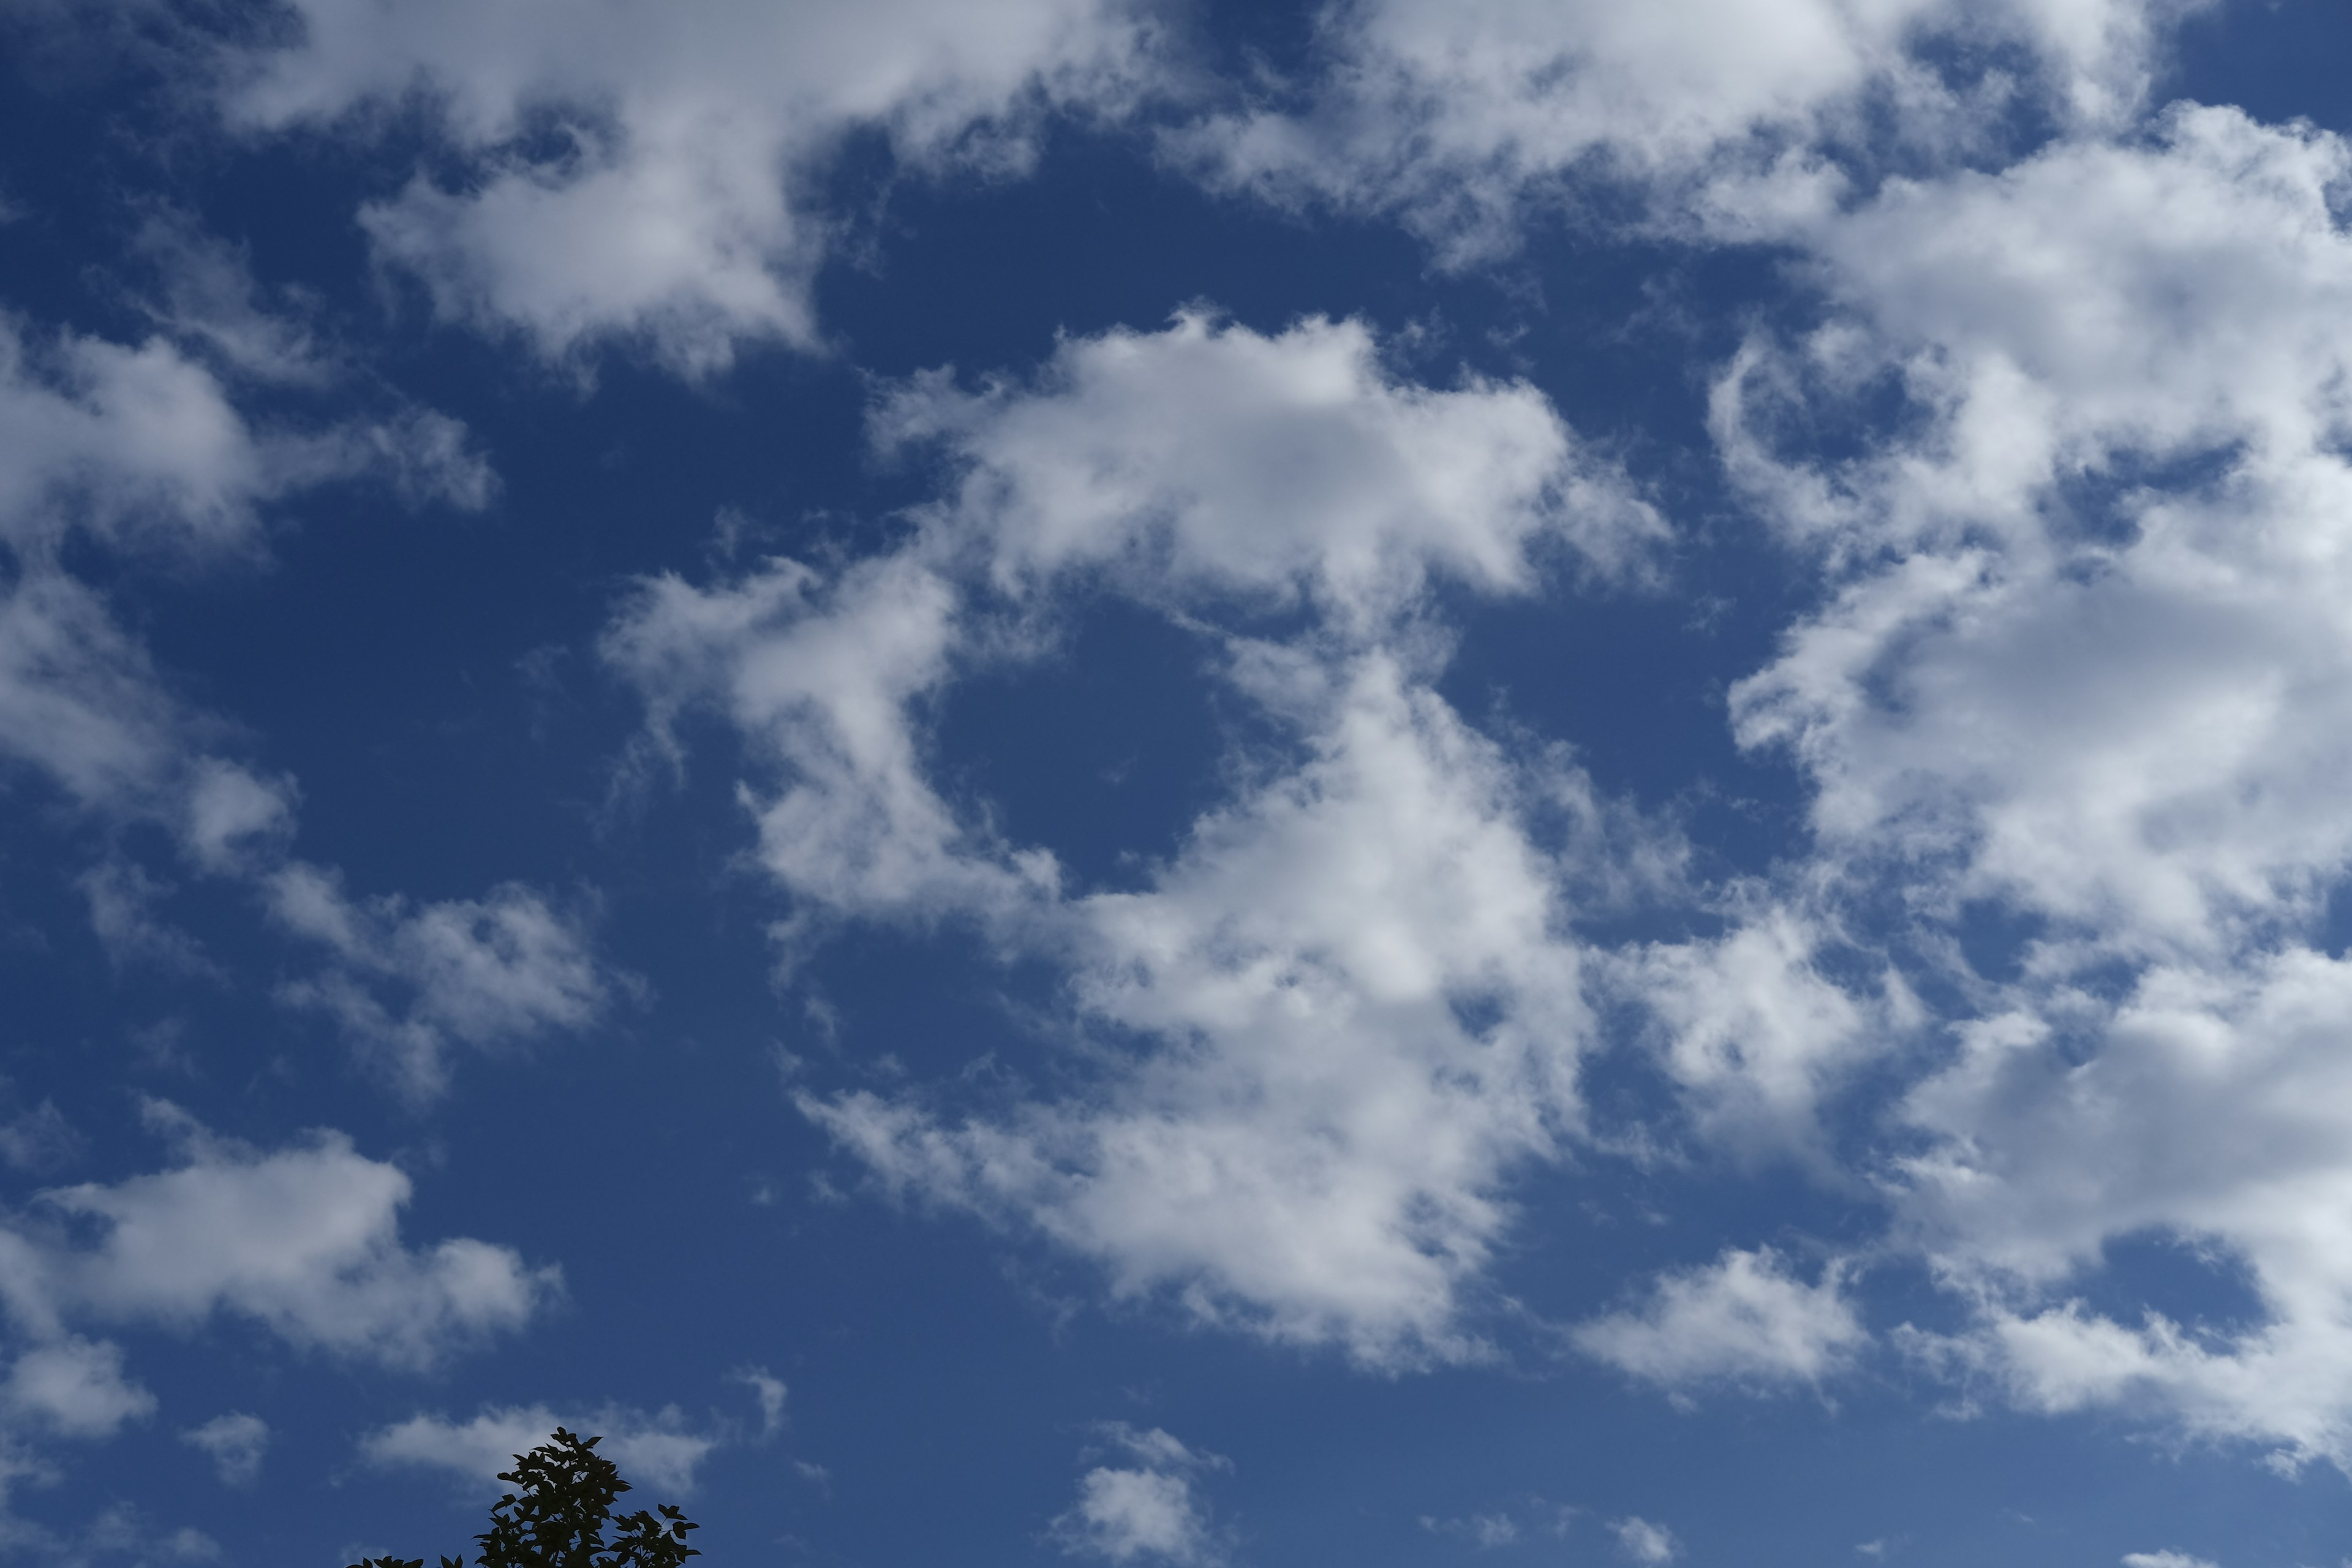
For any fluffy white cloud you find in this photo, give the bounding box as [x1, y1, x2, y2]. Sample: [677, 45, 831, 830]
[606, 551, 1041, 926]
[606, 312, 1654, 923]
[1049, 1427, 1226, 1567]
[1573, 1247, 1865, 1393]
[1171, 0, 2203, 258]
[1890, 951, 2352, 1468]
[179, 1414, 268, 1487]
[1620, 909, 1909, 1159]
[1727, 107, 2352, 961]
[221, 0, 1160, 373]
[0, 1102, 554, 1370]
[875, 311, 1664, 619]
[0, 312, 488, 564]
[806, 657, 1594, 1365]
[269, 864, 614, 1099]
[360, 1406, 718, 1496]
[1612, 1516, 1681, 1565]
[1702, 104, 2352, 1463]
[621, 312, 1663, 1366]
[0, 1339, 154, 1441]
[2121, 1555, 2219, 1568]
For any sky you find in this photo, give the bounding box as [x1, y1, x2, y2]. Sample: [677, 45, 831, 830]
[5, 1, 2352, 1565]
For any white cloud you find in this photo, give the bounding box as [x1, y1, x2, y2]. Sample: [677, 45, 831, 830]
[1698, 102, 2352, 1465]
[604, 551, 1041, 927]
[0, 1339, 154, 1441]
[78, 861, 218, 979]
[221, 0, 1161, 374]
[0, 1101, 554, 1370]
[728, 1366, 786, 1438]
[269, 864, 613, 1099]
[802, 656, 1596, 1367]
[0, 1096, 80, 1176]
[1621, 908, 1905, 1158]
[1422, 1512, 1520, 1547]
[1727, 107, 2352, 962]
[1574, 1247, 1866, 1393]
[2122, 1555, 2220, 1568]
[360, 1405, 718, 1496]
[876, 310, 1664, 618]
[1613, 1516, 1681, 1565]
[622, 312, 1662, 1366]
[1049, 1426, 1226, 1567]
[179, 1414, 268, 1487]
[1170, 0, 2204, 260]
[1889, 951, 2352, 1468]
[0, 312, 489, 565]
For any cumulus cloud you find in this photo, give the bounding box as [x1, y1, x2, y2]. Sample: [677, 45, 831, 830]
[1574, 1247, 1866, 1393]
[268, 864, 613, 1099]
[1612, 1516, 1681, 1565]
[0, 1101, 554, 1370]
[1049, 1426, 1227, 1567]
[0, 311, 488, 565]
[1727, 107, 2352, 961]
[219, 0, 1161, 374]
[360, 1405, 719, 1496]
[1620, 909, 1905, 1159]
[608, 311, 1665, 1364]
[1170, 0, 2204, 259]
[2121, 1555, 2219, 1568]
[1686, 100, 2352, 1464]
[179, 1414, 268, 1487]
[804, 655, 1594, 1366]
[0, 1338, 154, 1441]
[875, 310, 1664, 615]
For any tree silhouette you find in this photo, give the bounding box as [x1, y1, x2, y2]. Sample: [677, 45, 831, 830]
[348, 1427, 700, 1568]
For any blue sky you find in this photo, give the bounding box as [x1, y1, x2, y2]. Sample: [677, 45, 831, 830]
[3, 2, 2352, 1565]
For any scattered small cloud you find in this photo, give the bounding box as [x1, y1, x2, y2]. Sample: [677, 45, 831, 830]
[1050, 1425, 1229, 1567]
[181, 1413, 269, 1487]
[1614, 1517, 1680, 1565]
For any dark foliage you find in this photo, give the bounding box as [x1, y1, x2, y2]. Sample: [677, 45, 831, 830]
[347, 1427, 701, 1568]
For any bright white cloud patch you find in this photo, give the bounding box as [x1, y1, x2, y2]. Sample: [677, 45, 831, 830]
[1172, 0, 2203, 258]
[876, 310, 1664, 614]
[806, 657, 1594, 1364]
[619, 312, 1659, 1366]
[1573, 1248, 1865, 1392]
[1703, 99, 2352, 1467]
[2121, 1555, 2220, 1568]
[222, 0, 1160, 373]
[0, 1338, 154, 1441]
[1621, 910, 1905, 1159]
[1612, 1515, 1681, 1565]
[0, 1102, 553, 1370]
[1050, 1426, 1226, 1567]
[360, 1406, 718, 1496]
